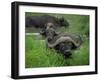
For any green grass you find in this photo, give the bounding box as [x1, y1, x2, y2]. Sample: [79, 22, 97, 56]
[25, 13, 89, 68]
[25, 36, 68, 68]
[25, 36, 89, 68]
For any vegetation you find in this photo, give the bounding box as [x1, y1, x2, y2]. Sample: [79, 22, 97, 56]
[25, 12, 89, 68]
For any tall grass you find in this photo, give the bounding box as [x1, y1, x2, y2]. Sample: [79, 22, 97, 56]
[25, 13, 89, 68]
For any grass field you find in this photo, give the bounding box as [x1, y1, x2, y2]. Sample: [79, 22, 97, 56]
[25, 12, 89, 68]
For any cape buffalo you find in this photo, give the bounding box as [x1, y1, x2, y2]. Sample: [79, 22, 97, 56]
[25, 15, 69, 29]
[43, 24, 82, 58]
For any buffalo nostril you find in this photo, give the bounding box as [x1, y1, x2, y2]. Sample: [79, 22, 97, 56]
[64, 50, 72, 58]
